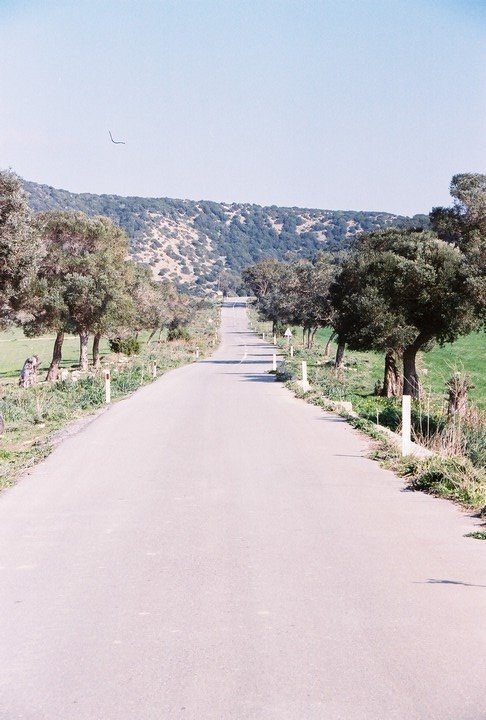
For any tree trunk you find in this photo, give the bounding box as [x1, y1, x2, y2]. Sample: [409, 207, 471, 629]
[303, 326, 311, 349]
[324, 330, 336, 357]
[92, 332, 102, 369]
[381, 349, 402, 397]
[79, 331, 89, 371]
[334, 341, 345, 368]
[46, 331, 64, 382]
[402, 340, 425, 398]
[309, 327, 317, 349]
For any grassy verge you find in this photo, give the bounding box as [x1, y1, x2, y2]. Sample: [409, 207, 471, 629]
[0, 303, 220, 489]
[249, 307, 486, 522]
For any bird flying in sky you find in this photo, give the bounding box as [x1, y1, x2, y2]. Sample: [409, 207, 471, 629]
[109, 130, 125, 144]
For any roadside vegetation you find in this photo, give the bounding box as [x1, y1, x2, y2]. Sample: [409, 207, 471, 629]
[245, 173, 485, 523]
[0, 168, 219, 489]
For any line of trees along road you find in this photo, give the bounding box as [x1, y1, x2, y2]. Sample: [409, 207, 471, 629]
[1, 170, 194, 380]
[244, 174, 485, 399]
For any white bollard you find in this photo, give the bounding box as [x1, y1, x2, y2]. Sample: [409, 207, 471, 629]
[262, 332, 265, 341]
[195, 346, 200, 359]
[152, 361, 157, 378]
[273, 334, 277, 345]
[302, 361, 309, 392]
[290, 345, 294, 358]
[272, 353, 277, 371]
[402, 394, 411, 456]
[104, 370, 111, 404]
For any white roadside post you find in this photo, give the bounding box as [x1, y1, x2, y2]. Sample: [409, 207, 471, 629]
[262, 332, 265, 341]
[290, 345, 294, 358]
[302, 361, 309, 392]
[402, 394, 411, 456]
[195, 346, 200, 360]
[272, 353, 277, 371]
[273, 333, 277, 345]
[152, 361, 157, 378]
[104, 369, 111, 404]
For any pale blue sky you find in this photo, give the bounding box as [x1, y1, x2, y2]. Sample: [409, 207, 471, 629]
[0, 0, 484, 215]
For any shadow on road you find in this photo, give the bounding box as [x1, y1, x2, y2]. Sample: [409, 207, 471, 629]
[418, 579, 486, 588]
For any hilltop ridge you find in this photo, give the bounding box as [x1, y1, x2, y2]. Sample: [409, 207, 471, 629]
[24, 180, 428, 294]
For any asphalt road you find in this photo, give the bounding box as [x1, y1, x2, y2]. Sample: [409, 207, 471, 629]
[0, 300, 485, 720]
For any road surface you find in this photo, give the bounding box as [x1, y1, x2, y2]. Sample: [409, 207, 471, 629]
[0, 300, 485, 720]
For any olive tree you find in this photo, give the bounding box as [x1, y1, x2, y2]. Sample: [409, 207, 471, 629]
[331, 229, 483, 398]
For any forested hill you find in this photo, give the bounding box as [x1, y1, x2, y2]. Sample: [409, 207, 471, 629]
[24, 180, 428, 294]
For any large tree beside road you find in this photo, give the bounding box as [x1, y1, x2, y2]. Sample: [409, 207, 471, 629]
[28, 211, 133, 378]
[331, 228, 483, 397]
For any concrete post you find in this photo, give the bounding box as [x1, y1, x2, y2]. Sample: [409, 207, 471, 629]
[272, 353, 277, 371]
[195, 347, 200, 359]
[302, 361, 309, 392]
[152, 362, 157, 378]
[402, 394, 411, 456]
[104, 370, 111, 404]
[273, 334, 277, 345]
[262, 332, 265, 341]
[290, 345, 294, 358]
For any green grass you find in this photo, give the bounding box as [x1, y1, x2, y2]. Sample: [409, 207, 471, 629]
[422, 332, 486, 410]
[251, 311, 485, 414]
[0, 328, 112, 381]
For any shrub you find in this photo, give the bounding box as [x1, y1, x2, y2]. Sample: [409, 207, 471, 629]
[167, 327, 190, 342]
[275, 362, 293, 382]
[109, 337, 141, 356]
[398, 455, 486, 509]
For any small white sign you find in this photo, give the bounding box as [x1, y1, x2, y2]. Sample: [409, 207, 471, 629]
[284, 327, 293, 338]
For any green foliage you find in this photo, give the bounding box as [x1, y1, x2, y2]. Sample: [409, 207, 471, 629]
[464, 531, 486, 540]
[23, 178, 429, 294]
[0, 170, 43, 323]
[167, 327, 190, 341]
[275, 362, 293, 382]
[396, 455, 486, 509]
[331, 227, 484, 396]
[108, 336, 141, 356]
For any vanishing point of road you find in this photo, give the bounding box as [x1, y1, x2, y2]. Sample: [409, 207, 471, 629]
[0, 300, 484, 720]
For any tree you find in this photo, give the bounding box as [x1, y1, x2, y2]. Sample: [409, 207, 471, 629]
[0, 170, 43, 326]
[31, 211, 131, 377]
[430, 173, 486, 320]
[331, 229, 483, 398]
[242, 258, 294, 333]
[282, 254, 335, 348]
[430, 173, 486, 259]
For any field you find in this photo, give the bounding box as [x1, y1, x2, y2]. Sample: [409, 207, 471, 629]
[0, 329, 112, 382]
[287, 326, 485, 411]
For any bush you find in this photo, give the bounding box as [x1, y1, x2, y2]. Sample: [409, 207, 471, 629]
[167, 327, 190, 342]
[397, 455, 486, 509]
[275, 362, 293, 382]
[108, 337, 141, 356]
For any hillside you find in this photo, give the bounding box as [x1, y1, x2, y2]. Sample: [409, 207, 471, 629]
[24, 180, 428, 294]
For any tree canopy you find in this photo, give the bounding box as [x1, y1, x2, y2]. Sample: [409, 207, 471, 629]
[331, 228, 483, 397]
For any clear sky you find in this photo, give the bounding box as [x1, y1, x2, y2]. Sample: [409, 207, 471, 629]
[0, 0, 484, 215]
